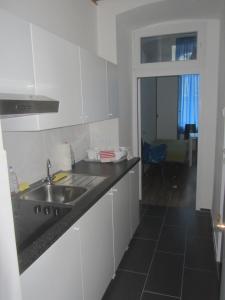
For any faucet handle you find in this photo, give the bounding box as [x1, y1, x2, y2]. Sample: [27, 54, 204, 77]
[47, 159, 51, 169]
[45, 158, 54, 185]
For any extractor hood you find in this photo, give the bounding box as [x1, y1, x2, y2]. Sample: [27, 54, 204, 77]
[0, 93, 59, 117]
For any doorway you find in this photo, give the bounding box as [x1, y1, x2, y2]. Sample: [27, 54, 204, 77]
[139, 74, 199, 208]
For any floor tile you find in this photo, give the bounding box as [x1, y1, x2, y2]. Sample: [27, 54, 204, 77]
[182, 268, 219, 300]
[142, 291, 178, 300]
[145, 206, 167, 217]
[145, 252, 183, 297]
[157, 226, 185, 254]
[135, 216, 163, 240]
[188, 213, 212, 238]
[102, 270, 146, 300]
[164, 207, 192, 227]
[119, 238, 156, 274]
[185, 236, 216, 271]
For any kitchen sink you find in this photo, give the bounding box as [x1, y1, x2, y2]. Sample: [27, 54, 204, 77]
[18, 174, 106, 205]
[19, 184, 87, 205]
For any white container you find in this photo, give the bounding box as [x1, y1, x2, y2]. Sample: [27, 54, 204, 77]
[56, 143, 72, 171]
[9, 166, 19, 194]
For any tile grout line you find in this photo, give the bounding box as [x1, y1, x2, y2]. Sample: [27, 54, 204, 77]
[133, 237, 158, 242]
[117, 268, 147, 276]
[184, 266, 218, 273]
[144, 289, 180, 299]
[179, 221, 188, 300]
[139, 207, 168, 300]
[157, 250, 185, 256]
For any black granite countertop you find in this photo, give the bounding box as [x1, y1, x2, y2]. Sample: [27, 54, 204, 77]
[13, 158, 140, 274]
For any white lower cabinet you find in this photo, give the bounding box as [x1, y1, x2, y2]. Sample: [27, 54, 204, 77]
[78, 193, 114, 300]
[21, 165, 139, 300]
[129, 164, 140, 237]
[21, 223, 83, 300]
[111, 174, 131, 270]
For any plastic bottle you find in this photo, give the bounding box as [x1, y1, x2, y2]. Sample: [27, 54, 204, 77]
[9, 166, 19, 194]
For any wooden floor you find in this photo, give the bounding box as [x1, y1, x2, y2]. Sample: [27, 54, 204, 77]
[142, 160, 197, 208]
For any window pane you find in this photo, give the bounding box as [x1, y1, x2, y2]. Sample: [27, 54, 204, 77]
[141, 32, 197, 64]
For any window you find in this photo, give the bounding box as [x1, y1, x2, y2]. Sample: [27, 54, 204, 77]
[141, 32, 197, 64]
[178, 74, 199, 134]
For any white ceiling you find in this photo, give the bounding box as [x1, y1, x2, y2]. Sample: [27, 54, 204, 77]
[116, 0, 225, 30]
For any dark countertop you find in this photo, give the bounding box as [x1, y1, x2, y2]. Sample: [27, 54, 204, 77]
[13, 158, 140, 274]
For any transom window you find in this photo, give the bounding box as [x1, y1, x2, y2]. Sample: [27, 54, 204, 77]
[141, 32, 197, 64]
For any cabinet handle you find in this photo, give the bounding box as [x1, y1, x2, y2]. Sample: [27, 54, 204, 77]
[73, 226, 80, 231]
[111, 188, 118, 193]
[108, 113, 113, 117]
[129, 170, 135, 174]
[107, 192, 114, 196]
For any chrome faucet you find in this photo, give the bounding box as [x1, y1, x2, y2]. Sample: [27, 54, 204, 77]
[45, 159, 54, 185]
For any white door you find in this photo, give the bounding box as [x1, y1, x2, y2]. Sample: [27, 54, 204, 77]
[31, 25, 83, 129]
[21, 223, 83, 300]
[79, 193, 114, 300]
[107, 62, 119, 119]
[157, 76, 178, 140]
[80, 48, 108, 123]
[112, 175, 130, 269]
[129, 165, 140, 237]
[0, 121, 22, 300]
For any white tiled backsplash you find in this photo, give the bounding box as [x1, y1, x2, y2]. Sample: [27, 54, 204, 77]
[2, 119, 119, 185]
[2, 124, 90, 184]
[89, 118, 119, 150]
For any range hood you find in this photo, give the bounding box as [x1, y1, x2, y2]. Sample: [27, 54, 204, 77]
[0, 93, 59, 117]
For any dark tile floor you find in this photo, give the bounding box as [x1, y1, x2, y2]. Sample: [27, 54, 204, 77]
[102, 206, 220, 300]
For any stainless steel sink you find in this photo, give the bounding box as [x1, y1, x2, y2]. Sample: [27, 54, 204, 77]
[18, 174, 106, 205]
[19, 184, 87, 205]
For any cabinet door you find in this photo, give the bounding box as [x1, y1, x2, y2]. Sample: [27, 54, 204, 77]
[80, 48, 108, 123]
[129, 164, 140, 237]
[31, 25, 83, 129]
[21, 224, 83, 300]
[113, 174, 130, 269]
[107, 62, 119, 119]
[0, 9, 34, 94]
[79, 194, 114, 300]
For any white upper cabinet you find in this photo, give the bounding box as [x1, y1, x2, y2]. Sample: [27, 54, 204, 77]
[31, 25, 83, 129]
[1, 9, 118, 131]
[80, 48, 108, 123]
[107, 62, 119, 119]
[0, 9, 34, 94]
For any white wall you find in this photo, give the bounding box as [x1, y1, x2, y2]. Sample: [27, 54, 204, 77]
[89, 118, 119, 150]
[212, 18, 225, 261]
[157, 76, 178, 140]
[0, 0, 98, 53]
[2, 125, 90, 184]
[97, 0, 223, 63]
[0, 121, 22, 300]
[97, 0, 160, 62]
[141, 77, 157, 143]
[132, 20, 220, 211]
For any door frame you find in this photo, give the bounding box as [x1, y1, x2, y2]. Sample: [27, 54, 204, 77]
[132, 69, 202, 210]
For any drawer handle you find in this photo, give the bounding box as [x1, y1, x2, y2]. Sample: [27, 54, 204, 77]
[129, 171, 135, 174]
[74, 227, 80, 232]
[111, 188, 118, 193]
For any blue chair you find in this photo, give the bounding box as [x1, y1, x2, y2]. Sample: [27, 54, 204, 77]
[142, 142, 167, 180]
